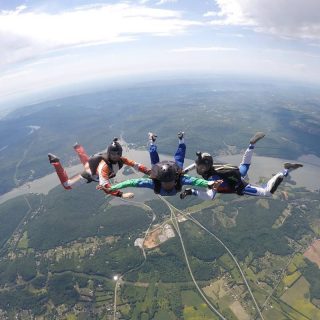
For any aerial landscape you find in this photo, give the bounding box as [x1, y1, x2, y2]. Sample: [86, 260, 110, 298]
[1, 1, 320, 320]
[0, 79, 320, 320]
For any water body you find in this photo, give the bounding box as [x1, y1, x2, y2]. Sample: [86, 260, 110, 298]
[27, 125, 41, 135]
[297, 154, 320, 167]
[0, 145, 8, 152]
[0, 164, 84, 205]
[219, 154, 320, 191]
[0, 147, 319, 206]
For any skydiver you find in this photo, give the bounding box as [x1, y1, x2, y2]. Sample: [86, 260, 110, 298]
[48, 138, 150, 199]
[179, 132, 303, 200]
[98, 132, 220, 196]
[99, 160, 221, 196]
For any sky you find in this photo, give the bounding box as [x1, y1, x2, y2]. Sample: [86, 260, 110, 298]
[1, 0, 320, 107]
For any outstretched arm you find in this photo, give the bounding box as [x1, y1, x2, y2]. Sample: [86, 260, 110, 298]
[96, 184, 134, 199]
[181, 175, 210, 187]
[182, 175, 224, 189]
[107, 178, 155, 191]
[182, 163, 196, 174]
[122, 157, 151, 175]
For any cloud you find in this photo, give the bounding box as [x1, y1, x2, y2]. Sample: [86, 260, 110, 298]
[265, 47, 320, 60]
[171, 46, 238, 52]
[203, 11, 220, 18]
[0, 3, 199, 67]
[211, 0, 320, 40]
[156, 0, 178, 5]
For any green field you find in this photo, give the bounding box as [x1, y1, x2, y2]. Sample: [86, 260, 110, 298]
[281, 277, 320, 319]
[181, 290, 219, 320]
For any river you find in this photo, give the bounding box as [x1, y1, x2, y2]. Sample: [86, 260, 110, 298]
[0, 147, 319, 206]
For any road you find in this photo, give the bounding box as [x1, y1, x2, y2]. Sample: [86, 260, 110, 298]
[159, 195, 227, 320]
[159, 195, 264, 320]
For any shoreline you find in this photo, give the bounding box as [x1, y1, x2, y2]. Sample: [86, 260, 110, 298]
[0, 149, 319, 206]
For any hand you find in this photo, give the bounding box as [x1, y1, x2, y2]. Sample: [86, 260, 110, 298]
[96, 185, 110, 192]
[208, 180, 223, 190]
[122, 192, 134, 199]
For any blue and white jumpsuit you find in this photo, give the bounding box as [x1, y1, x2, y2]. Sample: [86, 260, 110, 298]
[184, 144, 289, 200]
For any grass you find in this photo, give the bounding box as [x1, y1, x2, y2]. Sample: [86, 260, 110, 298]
[252, 288, 270, 307]
[291, 253, 307, 270]
[202, 278, 228, 300]
[281, 276, 320, 319]
[17, 231, 29, 249]
[310, 220, 320, 236]
[283, 271, 301, 288]
[141, 313, 149, 320]
[218, 254, 235, 271]
[219, 295, 234, 310]
[229, 300, 250, 320]
[183, 305, 219, 320]
[181, 290, 203, 306]
[230, 268, 243, 285]
[95, 291, 111, 297]
[181, 290, 218, 320]
[263, 305, 289, 320]
[95, 295, 110, 302]
[244, 266, 257, 282]
[118, 304, 130, 316]
[185, 200, 216, 214]
[95, 301, 108, 308]
[154, 310, 176, 320]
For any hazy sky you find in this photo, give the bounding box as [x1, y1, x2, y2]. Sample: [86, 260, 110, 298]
[1, 0, 320, 106]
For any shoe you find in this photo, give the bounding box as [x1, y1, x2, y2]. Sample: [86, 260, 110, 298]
[178, 131, 184, 139]
[48, 153, 60, 163]
[283, 163, 303, 170]
[250, 132, 265, 144]
[148, 132, 157, 142]
[180, 188, 193, 199]
[73, 142, 80, 149]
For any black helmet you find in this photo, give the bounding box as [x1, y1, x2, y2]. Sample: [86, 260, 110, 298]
[151, 161, 180, 182]
[195, 151, 213, 174]
[107, 138, 123, 157]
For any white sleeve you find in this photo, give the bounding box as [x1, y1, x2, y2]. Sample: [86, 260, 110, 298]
[183, 163, 196, 174]
[197, 189, 217, 200]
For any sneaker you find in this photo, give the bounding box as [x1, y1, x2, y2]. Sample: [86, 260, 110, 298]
[178, 131, 184, 140]
[48, 153, 60, 163]
[180, 188, 193, 199]
[249, 132, 265, 144]
[283, 163, 303, 170]
[148, 132, 157, 142]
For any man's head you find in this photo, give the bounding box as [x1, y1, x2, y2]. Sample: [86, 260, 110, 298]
[107, 138, 123, 163]
[150, 161, 180, 191]
[161, 181, 176, 191]
[195, 151, 213, 175]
